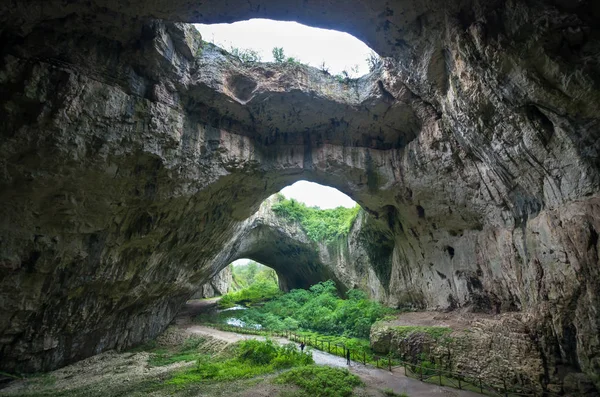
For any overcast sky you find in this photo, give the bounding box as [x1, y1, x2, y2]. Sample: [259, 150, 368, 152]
[195, 19, 373, 77]
[280, 181, 356, 209]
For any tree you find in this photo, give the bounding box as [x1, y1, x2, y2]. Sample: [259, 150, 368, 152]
[272, 47, 285, 63]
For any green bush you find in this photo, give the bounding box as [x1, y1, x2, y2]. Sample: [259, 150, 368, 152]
[275, 365, 363, 397]
[167, 339, 313, 386]
[272, 47, 285, 63]
[229, 46, 262, 63]
[229, 280, 393, 338]
[219, 280, 281, 308]
[271, 197, 361, 243]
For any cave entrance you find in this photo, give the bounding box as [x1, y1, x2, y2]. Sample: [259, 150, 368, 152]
[229, 258, 280, 292]
[195, 19, 381, 78]
[211, 180, 360, 293]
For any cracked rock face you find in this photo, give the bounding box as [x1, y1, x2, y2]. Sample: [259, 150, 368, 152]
[1, 0, 599, 393]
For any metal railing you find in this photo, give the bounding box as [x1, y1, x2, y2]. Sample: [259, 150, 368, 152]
[206, 324, 562, 397]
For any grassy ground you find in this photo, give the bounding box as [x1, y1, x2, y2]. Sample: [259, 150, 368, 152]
[0, 330, 370, 397]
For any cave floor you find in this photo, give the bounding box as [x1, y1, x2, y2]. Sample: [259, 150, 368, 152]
[0, 301, 483, 397]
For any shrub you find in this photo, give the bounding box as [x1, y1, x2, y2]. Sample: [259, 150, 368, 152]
[275, 365, 363, 397]
[272, 47, 285, 63]
[168, 339, 313, 386]
[230, 46, 262, 63]
[271, 198, 361, 243]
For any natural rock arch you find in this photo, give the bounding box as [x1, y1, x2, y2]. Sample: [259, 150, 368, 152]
[1, 1, 599, 392]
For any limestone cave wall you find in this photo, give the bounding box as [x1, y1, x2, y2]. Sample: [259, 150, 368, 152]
[0, 0, 599, 392]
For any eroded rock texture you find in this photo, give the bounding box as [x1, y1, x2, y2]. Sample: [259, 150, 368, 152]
[1, 0, 599, 393]
[191, 266, 231, 299]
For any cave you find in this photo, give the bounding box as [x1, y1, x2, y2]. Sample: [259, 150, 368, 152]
[1, 0, 600, 394]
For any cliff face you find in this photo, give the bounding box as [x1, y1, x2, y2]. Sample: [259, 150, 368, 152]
[1, 0, 599, 392]
[191, 266, 232, 299]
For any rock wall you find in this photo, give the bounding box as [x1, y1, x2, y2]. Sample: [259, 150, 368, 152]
[1, 0, 599, 393]
[371, 314, 548, 394]
[191, 266, 232, 299]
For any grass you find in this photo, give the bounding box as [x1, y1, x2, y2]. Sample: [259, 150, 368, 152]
[165, 339, 313, 388]
[141, 336, 211, 367]
[275, 365, 363, 397]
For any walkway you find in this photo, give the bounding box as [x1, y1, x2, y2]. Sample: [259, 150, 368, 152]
[186, 324, 482, 397]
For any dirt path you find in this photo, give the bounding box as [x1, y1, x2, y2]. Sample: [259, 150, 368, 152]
[186, 324, 481, 397]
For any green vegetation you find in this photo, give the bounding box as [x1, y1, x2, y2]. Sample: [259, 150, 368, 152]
[219, 281, 393, 339]
[220, 261, 281, 308]
[230, 261, 278, 290]
[272, 47, 285, 63]
[272, 195, 361, 243]
[275, 365, 363, 397]
[272, 47, 302, 65]
[229, 46, 262, 63]
[166, 339, 313, 387]
[147, 336, 209, 367]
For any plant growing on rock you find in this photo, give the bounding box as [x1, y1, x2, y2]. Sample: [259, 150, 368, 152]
[271, 196, 360, 243]
[230, 46, 262, 63]
[366, 51, 381, 72]
[272, 47, 285, 63]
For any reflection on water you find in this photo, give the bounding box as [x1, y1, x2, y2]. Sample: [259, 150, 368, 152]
[212, 305, 262, 329]
[226, 318, 262, 329]
[219, 305, 246, 312]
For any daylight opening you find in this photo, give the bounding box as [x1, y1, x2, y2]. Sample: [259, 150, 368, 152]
[195, 19, 380, 78]
[280, 180, 356, 209]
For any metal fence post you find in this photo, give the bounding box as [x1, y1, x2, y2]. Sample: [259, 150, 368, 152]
[458, 374, 462, 390]
[328, 341, 330, 353]
[503, 378, 508, 397]
[388, 356, 391, 371]
[479, 378, 483, 394]
[363, 351, 366, 365]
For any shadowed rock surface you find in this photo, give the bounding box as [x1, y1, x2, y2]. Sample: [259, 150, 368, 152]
[1, 0, 599, 394]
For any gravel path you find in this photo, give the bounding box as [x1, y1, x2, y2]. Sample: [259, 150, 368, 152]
[186, 324, 482, 397]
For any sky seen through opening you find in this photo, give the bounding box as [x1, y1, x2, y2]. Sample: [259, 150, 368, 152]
[195, 19, 374, 77]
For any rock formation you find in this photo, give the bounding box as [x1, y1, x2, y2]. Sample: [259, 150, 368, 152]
[191, 266, 232, 299]
[1, 0, 599, 394]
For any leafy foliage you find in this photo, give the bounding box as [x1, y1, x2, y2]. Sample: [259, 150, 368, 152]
[219, 280, 281, 308]
[271, 197, 361, 243]
[236, 281, 393, 338]
[272, 47, 285, 63]
[275, 365, 363, 397]
[219, 262, 281, 308]
[230, 261, 278, 291]
[230, 46, 262, 63]
[167, 339, 313, 386]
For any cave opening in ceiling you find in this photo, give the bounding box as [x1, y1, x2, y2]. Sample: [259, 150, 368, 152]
[195, 19, 380, 78]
